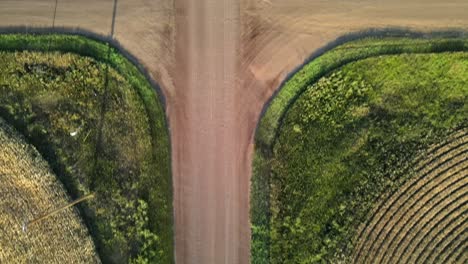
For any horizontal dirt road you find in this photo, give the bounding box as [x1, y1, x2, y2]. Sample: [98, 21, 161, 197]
[1, 0, 468, 263]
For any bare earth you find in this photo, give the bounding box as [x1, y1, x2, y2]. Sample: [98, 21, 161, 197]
[1, 0, 468, 263]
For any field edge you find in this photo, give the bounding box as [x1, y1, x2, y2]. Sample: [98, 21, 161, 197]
[0, 33, 174, 263]
[250, 36, 468, 263]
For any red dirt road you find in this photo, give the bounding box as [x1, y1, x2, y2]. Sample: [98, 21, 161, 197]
[172, 0, 246, 263]
[1, 1, 468, 263]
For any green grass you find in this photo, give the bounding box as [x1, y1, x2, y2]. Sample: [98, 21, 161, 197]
[0, 34, 172, 263]
[257, 38, 468, 147]
[251, 38, 468, 264]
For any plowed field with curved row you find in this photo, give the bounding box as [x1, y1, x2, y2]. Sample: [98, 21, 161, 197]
[353, 131, 467, 264]
[0, 118, 99, 263]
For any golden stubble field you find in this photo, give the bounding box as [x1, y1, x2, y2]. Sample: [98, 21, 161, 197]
[1, 1, 468, 263]
[0, 118, 99, 263]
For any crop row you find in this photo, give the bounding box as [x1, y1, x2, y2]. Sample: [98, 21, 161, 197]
[420, 208, 466, 263]
[446, 236, 467, 263]
[405, 198, 466, 263]
[353, 133, 467, 263]
[381, 168, 467, 263]
[384, 178, 466, 263]
[353, 131, 467, 260]
[366, 155, 467, 262]
[353, 129, 467, 241]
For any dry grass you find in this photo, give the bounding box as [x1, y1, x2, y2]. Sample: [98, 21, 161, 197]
[0, 118, 99, 264]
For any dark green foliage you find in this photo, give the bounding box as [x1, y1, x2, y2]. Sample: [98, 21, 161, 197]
[0, 35, 172, 263]
[251, 41, 468, 263]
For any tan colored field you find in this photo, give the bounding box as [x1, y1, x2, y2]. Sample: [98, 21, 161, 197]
[1, 1, 468, 263]
[0, 118, 99, 263]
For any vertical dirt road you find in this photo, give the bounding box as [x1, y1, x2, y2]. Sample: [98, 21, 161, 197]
[1, 1, 468, 263]
[172, 1, 246, 263]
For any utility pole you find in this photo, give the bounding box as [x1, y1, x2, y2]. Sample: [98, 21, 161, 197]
[52, 0, 58, 29]
[111, 0, 118, 38]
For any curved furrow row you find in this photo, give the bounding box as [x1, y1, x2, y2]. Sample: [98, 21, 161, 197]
[403, 199, 468, 263]
[429, 221, 467, 264]
[374, 161, 467, 263]
[395, 185, 467, 262]
[380, 167, 468, 264]
[416, 202, 468, 263]
[380, 185, 467, 263]
[357, 130, 466, 228]
[411, 201, 467, 263]
[447, 238, 467, 264]
[410, 130, 468, 174]
[355, 144, 467, 263]
[352, 133, 468, 261]
[353, 148, 467, 262]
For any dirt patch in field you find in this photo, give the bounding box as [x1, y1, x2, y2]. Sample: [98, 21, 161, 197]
[1, 1, 468, 263]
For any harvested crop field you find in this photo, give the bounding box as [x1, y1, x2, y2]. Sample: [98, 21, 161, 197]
[0, 118, 99, 263]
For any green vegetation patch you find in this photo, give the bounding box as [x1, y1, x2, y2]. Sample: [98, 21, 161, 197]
[257, 37, 468, 147]
[251, 38, 468, 264]
[0, 34, 172, 263]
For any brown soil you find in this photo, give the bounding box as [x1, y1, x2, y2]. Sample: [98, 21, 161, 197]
[1, 1, 468, 263]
